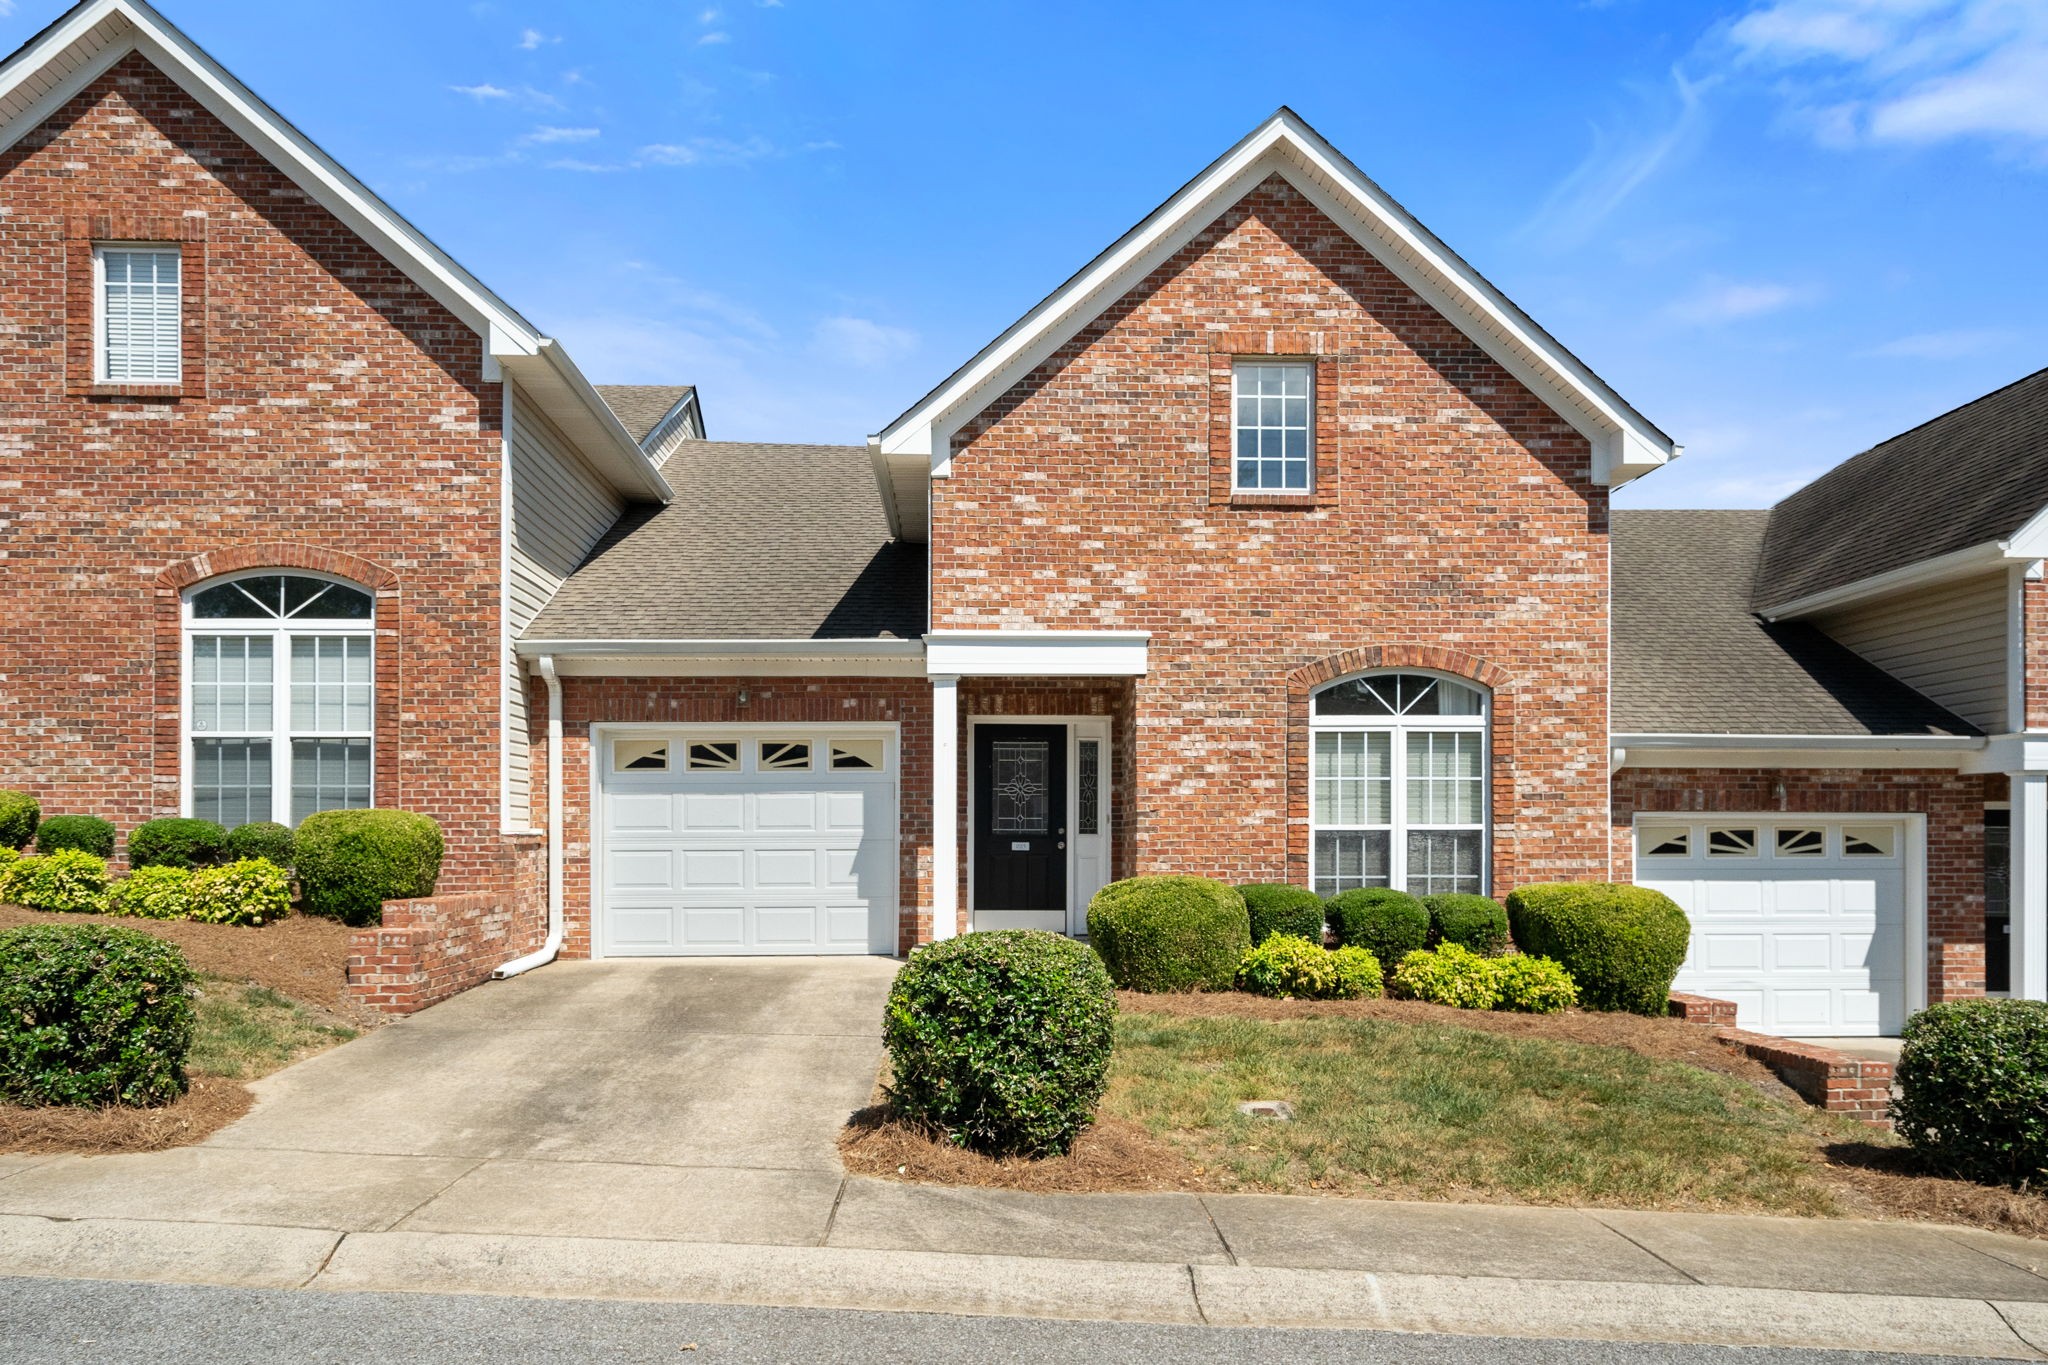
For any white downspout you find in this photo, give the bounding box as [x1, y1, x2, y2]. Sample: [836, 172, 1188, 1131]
[495, 654, 564, 978]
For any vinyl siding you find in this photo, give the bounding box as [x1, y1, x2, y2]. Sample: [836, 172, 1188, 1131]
[1815, 571, 2010, 732]
[505, 386, 627, 824]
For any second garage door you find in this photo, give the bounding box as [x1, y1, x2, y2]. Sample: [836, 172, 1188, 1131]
[597, 727, 899, 957]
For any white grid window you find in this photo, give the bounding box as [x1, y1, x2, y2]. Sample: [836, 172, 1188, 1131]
[1232, 361, 1312, 492]
[95, 246, 181, 383]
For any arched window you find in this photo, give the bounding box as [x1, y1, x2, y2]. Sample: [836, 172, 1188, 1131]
[183, 572, 375, 827]
[1310, 671, 1488, 898]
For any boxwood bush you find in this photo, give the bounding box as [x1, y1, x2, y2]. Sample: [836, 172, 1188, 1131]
[188, 858, 292, 926]
[1505, 883, 1690, 1016]
[0, 923, 196, 1106]
[0, 789, 39, 849]
[1239, 884, 1326, 947]
[295, 809, 444, 925]
[884, 930, 1116, 1157]
[1391, 942, 1503, 1010]
[1085, 875, 1249, 992]
[1494, 954, 1579, 1014]
[127, 817, 227, 871]
[225, 821, 295, 868]
[1236, 934, 1382, 1000]
[1892, 999, 2048, 1189]
[0, 849, 112, 914]
[107, 865, 195, 920]
[1423, 893, 1511, 955]
[35, 815, 115, 860]
[1325, 887, 1430, 965]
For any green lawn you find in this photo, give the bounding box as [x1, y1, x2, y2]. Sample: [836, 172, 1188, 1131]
[1106, 1011, 1845, 1214]
[189, 981, 357, 1082]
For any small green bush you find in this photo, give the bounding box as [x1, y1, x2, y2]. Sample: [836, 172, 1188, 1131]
[127, 817, 228, 871]
[35, 815, 115, 860]
[0, 849, 112, 914]
[1424, 893, 1511, 955]
[1239, 884, 1326, 947]
[187, 859, 291, 927]
[1236, 934, 1382, 1000]
[295, 809, 444, 925]
[884, 930, 1117, 1158]
[1892, 999, 2048, 1189]
[1086, 875, 1249, 992]
[1325, 887, 1430, 964]
[1330, 946, 1385, 1000]
[1506, 883, 1691, 1016]
[0, 789, 39, 849]
[1391, 942, 1503, 1010]
[107, 865, 195, 920]
[225, 821, 295, 868]
[1495, 954, 1579, 1014]
[0, 923, 196, 1106]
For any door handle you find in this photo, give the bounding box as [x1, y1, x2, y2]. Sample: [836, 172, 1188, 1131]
[1058, 841, 1066, 850]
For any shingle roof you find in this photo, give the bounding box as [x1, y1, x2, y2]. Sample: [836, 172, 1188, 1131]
[1613, 509, 1976, 737]
[1753, 366, 2048, 612]
[594, 385, 697, 445]
[523, 441, 925, 642]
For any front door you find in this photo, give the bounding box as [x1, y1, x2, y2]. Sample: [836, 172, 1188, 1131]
[974, 724, 1067, 913]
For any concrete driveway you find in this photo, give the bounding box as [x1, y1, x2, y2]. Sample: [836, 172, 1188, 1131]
[0, 958, 900, 1242]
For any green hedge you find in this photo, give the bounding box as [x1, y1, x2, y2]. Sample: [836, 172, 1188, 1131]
[1085, 875, 1249, 992]
[1494, 954, 1579, 1014]
[0, 923, 196, 1106]
[0, 789, 39, 850]
[1892, 999, 2048, 1188]
[1424, 893, 1510, 955]
[295, 809, 444, 925]
[1391, 942, 1502, 1009]
[1505, 883, 1690, 1016]
[225, 821, 295, 868]
[1325, 888, 1430, 964]
[127, 818, 228, 871]
[107, 865, 194, 920]
[187, 859, 292, 927]
[0, 849, 112, 914]
[884, 930, 1116, 1157]
[35, 815, 115, 860]
[1239, 884, 1326, 946]
[1236, 934, 1382, 1000]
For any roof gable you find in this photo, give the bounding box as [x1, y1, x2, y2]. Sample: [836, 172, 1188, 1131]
[871, 108, 1677, 539]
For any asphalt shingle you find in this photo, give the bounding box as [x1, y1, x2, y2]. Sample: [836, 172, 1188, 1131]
[594, 385, 697, 445]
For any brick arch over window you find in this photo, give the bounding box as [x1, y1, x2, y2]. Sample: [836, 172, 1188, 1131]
[1283, 645, 1521, 890]
[151, 545, 402, 819]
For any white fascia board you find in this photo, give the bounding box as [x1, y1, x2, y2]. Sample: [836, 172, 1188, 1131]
[515, 638, 925, 678]
[875, 109, 1676, 489]
[1759, 539, 2014, 620]
[925, 630, 1150, 677]
[501, 343, 672, 502]
[1614, 732, 1984, 771]
[516, 638, 924, 659]
[1960, 734, 2048, 775]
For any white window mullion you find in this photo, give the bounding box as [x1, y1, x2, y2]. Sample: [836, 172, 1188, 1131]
[1389, 725, 1407, 893]
[272, 622, 292, 826]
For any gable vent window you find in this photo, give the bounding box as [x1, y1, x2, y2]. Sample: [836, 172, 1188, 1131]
[1233, 361, 1312, 492]
[96, 245, 181, 383]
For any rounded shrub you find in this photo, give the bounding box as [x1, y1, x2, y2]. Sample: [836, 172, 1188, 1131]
[295, 809, 444, 926]
[187, 858, 292, 926]
[1325, 888, 1430, 965]
[1495, 954, 1579, 1014]
[0, 789, 39, 849]
[1390, 942, 1503, 1010]
[107, 865, 195, 920]
[0, 922, 196, 1106]
[127, 817, 228, 871]
[1424, 893, 1510, 955]
[1330, 946, 1385, 999]
[35, 815, 116, 860]
[225, 821, 295, 868]
[1085, 875, 1249, 992]
[1505, 883, 1690, 1016]
[883, 930, 1116, 1158]
[1236, 934, 1382, 1000]
[1239, 884, 1326, 947]
[0, 849, 112, 914]
[1892, 999, 2048, 1189]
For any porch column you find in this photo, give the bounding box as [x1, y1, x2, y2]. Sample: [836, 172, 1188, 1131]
[2014, 773, 2048, 1000]
[930, 674, 960, 942]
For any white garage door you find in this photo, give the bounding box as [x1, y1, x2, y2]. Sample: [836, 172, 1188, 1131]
[597, 728, 898, 956]
[1635, 816, 1911, 1036]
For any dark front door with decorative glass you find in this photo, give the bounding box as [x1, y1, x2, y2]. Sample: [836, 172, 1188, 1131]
[1987, 808, 2011, 993]
[974, 724, 1067, 912]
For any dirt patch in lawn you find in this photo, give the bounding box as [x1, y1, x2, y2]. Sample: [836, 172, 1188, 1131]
[841, 1105, 1205, 1193]
[0, 1076, 253, 1156]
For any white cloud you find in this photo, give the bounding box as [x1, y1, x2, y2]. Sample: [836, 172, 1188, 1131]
[1521, 69, 1710, 249]
[1864, 326, 2017, 358]
[811, 316, 918, 368]
[1665, 278, 1809, 323]
[448, 82, 563, 110]
[517, 27, 558, 50]
[699, 6, 722, 21]
[637, 136, 775, 167]
[520, 126, 601, 145]
[450, 83, 512, 100]
[697, 31, 732, 45]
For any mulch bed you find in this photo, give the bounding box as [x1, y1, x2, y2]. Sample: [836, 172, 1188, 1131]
[0, 1076, 253, 1156]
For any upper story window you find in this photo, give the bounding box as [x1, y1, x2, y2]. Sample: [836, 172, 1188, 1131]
[1233, 360, 1312, 493]
[95, 245, 182, 384]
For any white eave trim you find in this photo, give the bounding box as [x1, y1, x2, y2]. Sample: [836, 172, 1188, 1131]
[1613, 732, 1986, 772]
[1758, 539, 2027, 620]
[924, 630, 1150, 677]
[513, 638, 925, 678]
[501, 343, 672, 502]
[1614, 733, 1985, 750]
[516, 638, 924, 659]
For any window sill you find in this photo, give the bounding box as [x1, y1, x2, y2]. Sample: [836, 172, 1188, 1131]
[88, 382, 188, 399]
[1227, 491, 1324, 508]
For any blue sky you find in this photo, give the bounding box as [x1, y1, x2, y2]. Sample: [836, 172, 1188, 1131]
[10, 0, 2045, 507]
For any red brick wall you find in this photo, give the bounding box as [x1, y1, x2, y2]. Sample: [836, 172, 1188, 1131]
[345, 868, 545, 1016]
[1612, 766, 1996, 1000]
[2025, 578, 2048, 730]
[538, 676, 934, 955]
[933, 175, 1609, 893]
[0, 54, 526, 903]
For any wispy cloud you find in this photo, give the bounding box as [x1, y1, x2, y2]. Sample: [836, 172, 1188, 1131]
[449, 82, 563, 110]
[517, 27, 558, 50]
[812, 316, 919, 368]
[450, 83, 512, 101]
[1665, 277, 1810, 324]
[1521, 68, 1710, 249]
[519, 126, 601, 146]
[638, 136, 776, 167]
[697, 31, 732, 46]
[1864, 326, 2017, 359]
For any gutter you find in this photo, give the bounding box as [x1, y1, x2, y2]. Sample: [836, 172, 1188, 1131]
[1613, 733, 1986, 752]
[512, 638, 925, 660]
[494, 655, 564, 979]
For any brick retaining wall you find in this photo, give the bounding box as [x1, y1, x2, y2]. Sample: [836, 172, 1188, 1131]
[345, 887, 542, 1016]
[1670, 993, 1894, 1128]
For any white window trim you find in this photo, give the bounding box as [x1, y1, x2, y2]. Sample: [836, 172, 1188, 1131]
[1231, 359, 1314, 494]
[93, 242, 182, 385]
[1309, 670, 1490, 897]
[180, 570, 376, 827]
